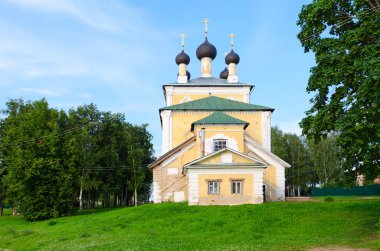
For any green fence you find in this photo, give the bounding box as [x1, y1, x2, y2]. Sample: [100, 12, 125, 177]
[311, 184, 380, 197]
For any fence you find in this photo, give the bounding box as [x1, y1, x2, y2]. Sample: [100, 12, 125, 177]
[311, 184, 380, 197]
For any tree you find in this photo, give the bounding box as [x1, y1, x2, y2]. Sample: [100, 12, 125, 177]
[284, 134, 312, 196]
[124, 124, 154, 206]
[307, 134, 344, 186]
[67, 104, 100, 210]
[271, 127, 314, 196]
[0, 98, 155, 219]
[0, 158, 5, 216]
[297, 0, 380, 180]
[0, 99, 78, 220]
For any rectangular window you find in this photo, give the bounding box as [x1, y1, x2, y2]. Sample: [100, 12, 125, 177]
[208, 181, 220, 195]
[213, 139, 227, 152]
[231, 180, 243, 194]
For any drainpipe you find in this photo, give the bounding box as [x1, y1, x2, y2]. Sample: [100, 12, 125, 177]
[200, 127, 205, 157]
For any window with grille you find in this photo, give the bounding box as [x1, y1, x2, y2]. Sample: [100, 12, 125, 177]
[213, 139, 227, 152]
[231, 180, 243, 194]
[208, 181, 220, 195]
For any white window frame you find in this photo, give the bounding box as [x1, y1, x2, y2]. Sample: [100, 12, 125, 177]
[213, 139, 227, 152]
[208, 181, 220, 195]
[231, 180, 243, 194]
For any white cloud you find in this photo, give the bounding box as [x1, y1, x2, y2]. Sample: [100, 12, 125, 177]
[5, 0, 153, 34]
[0, 0, 171, 83]
[76, 93, 92, 100]
[7, 0, 121, 32]
[18, 87, 66, 97]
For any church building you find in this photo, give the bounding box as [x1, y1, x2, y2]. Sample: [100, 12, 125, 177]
[149, 19, 290, 205]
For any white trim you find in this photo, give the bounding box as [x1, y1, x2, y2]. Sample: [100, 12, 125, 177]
[164, 86, 251, 94]
[194, 129, 245, 132]
[205, 134, 238, 155]
[184, 147, 268, 168]
[163, 86, 252, 104]
[261, 111, 272, 151]
[244, 135, 291, 168]
[175, 111, 260, 115]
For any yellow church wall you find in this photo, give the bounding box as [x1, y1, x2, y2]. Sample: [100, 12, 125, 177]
[225, 112, 262, 145]
[165, 144, 198, 169]
[171, 112, 263, 149]
[172, 93, 245, 105]
[264, 165, 277, 187]
[198, 173, 254, 205]
[172, 112, 212, 147]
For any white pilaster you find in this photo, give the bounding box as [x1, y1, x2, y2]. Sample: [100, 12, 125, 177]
[276, 165, 285, 201]
[165, 86, 174, 106]
[153, 182, 161, 203]
[161, 110, 172, 154]
[261, 111, 272, 151]
[243, 89, 250, 103]
[188, 171, 199, 205]
[253, 170, 264, 203]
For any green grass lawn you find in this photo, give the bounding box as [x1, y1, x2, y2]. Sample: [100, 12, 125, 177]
[0, 198, 379, 251]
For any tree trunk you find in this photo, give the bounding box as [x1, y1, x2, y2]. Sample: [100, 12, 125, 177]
[79, 179, 83, 210]
[120, 188, 124, 206]
[125, 185, 128, 206]
[134, 188, 137, 207]
[87, 190, 91, 208]
[292, 185, 295, 197]
[297, 185, 301, 197]
[0, 206, 3, 216]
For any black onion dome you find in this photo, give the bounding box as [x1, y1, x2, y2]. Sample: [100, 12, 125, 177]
[175, 50, 190, 65]
[219, 67, 229, 79]
[225, 49, 240, 65]
[196, 38, 217, 60]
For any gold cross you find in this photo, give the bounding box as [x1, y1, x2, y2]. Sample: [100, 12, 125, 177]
[229, 33, 236, 49]
[202, 18, 211, 37]
[179, 32, 186, 49]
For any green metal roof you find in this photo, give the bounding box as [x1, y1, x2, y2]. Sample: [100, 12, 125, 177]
[160, 96, 274, 112]
[191, 111, 249, 131]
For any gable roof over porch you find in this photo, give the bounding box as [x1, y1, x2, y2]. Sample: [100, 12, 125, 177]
[183, 148, 268, 173]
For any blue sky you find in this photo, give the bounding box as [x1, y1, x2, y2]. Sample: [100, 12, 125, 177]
[0, 0, 315, 155]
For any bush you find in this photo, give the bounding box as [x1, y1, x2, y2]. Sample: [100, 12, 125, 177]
[325, 197, 334, 202]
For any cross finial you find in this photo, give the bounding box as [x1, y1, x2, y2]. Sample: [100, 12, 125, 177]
[202, 18, 211, 38]
[179, 32, 186, 50]
[229, 33, 236, 49]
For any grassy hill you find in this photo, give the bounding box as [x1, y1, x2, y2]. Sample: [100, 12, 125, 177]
[1, 197, 379, 250]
